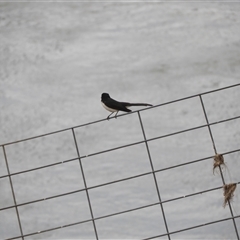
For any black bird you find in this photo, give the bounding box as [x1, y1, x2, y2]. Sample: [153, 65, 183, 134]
[101, 93, 153, 119]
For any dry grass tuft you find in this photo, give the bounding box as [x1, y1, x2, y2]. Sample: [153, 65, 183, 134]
[213, 154, 225, 174]
[223, 183, 237, 207]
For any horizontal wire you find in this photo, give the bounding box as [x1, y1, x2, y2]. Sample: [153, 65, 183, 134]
[143, 215, 240, 240]
[1, 147, 240, 212]
[0, 157, 80, 179]
[5, 218, 93, 240]
[1, 168, 239, 220]
[7, 214, 240, 240]
[1, 114, 240, 181]
[1, 82, 240, 147]
[5, 182, 240, 240]
[0, 188, 86, 211]
[0, 151, 238, 211]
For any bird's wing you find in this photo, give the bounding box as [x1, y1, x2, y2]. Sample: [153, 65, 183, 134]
[106, 99, 132, 112]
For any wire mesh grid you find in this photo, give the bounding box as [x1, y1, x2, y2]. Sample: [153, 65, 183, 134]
[1, 83, 240, 240]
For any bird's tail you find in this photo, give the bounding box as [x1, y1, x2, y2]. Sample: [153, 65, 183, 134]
[127, 103, 153, 107]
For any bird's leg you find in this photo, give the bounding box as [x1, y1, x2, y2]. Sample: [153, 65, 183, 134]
[107, 112, 114, 120]
[114, 111, 119, 119]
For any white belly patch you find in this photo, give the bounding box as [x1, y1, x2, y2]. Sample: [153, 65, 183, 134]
[101, 102, 117, 112]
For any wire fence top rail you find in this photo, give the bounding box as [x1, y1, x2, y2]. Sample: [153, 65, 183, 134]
[1, 82, 240, 147]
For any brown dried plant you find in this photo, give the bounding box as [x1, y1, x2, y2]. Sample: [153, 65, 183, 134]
[223, 183, 237, 207]
[213, 154, 226, 174]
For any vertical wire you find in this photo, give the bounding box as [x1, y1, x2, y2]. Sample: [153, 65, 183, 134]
[199, 95, 239, 240]
[71, 128, 99, 240]
[199, 95, 217, 155]
[2, 146, 24, 240]
[199, 95, 225, 183]
[137, 112, 171, 240]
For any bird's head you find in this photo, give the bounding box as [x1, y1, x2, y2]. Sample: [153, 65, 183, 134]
[101, 93, 110, 100]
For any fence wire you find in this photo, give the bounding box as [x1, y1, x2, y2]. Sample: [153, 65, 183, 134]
[1, 83, 240, 240]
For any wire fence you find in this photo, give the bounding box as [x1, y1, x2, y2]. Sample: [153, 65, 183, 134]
[1, 83, 240, 240]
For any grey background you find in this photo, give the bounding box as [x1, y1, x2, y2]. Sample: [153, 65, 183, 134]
[0, 2, 240, 239]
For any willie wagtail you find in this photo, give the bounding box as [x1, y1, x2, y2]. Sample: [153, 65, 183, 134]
[101, 93, 153, 119]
